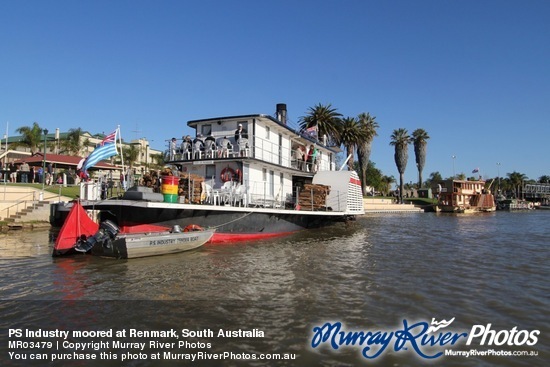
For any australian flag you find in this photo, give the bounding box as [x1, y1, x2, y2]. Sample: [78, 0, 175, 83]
[304, 125, 318, 140]
[82, 129, 118, 173]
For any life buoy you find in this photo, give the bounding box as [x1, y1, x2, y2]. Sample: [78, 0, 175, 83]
[183, 224, 204, 232]
[220, 167, 236, 182]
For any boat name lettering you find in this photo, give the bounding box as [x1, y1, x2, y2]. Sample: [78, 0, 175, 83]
[149, 236, 198, 246]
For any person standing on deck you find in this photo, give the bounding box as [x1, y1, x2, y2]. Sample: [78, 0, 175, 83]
[295, 145, 305, 171]
[306, 145, 318, 172]
[169, 138, 177, 160]
[234, 123, 248, 144]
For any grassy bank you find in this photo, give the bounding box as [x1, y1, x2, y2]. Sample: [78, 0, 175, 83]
[3, 183, 80, 200]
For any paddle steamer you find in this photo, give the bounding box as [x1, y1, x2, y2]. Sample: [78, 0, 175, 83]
[52, 104, 364, 243]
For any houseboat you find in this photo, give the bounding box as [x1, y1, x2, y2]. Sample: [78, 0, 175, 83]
[435, 179, 496, 213]
[52, 104, 364, 243]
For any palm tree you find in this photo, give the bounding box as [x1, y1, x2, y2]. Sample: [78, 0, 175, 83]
[455, 172, 466, 181]
[298, 103, 342, 145]
[61, 128, 90, 156]
[390, 128, 411, 203]
[411, 128, 430, 188]
[426, 171, 443, 188]
[507, 171, 528, 198]
[380, 175, 396, 196]
[356, 112, 379, 195]
[14, 122, 43, 154]
[150, 153, 165, 169]
[122, 144, 141, 168]
[336, 117, 367, 170]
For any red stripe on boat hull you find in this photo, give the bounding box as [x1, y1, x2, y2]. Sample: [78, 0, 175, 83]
[120, 224, 171, 233]
[210, 231, 297, 244]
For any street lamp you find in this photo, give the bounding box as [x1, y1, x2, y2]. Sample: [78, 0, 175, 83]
[452, 155, 456, 178]
[496, 162, 501, 193]
[42, 129, 48, 192]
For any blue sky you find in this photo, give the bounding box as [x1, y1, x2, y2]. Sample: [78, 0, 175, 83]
[1, 0, 549, 185]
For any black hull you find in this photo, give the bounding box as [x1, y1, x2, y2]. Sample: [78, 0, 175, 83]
[50, 201, 352, 234]
[99, 206, 347, 234]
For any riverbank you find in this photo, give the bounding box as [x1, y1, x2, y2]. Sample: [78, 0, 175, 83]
[363, 197, 424, 213]
[1, 196, 427, 232]
[0, 185, 73, 231]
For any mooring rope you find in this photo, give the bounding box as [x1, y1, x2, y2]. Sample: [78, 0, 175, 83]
[210, 211, 255, 229]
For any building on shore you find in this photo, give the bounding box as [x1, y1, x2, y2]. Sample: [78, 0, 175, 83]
[0, 130, 163, 183]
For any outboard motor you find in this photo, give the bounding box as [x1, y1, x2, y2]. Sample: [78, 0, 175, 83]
[75, 220, 120, 253]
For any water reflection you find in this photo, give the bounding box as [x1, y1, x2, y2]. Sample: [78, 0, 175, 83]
[0, 229, 51, 258]
[0, 212, 548, 366]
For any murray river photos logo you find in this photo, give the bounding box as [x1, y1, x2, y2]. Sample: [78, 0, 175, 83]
[310, 318, 540, 360]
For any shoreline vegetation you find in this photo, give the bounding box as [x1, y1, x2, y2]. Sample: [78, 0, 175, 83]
[0, 183, 436, 231]
[3, 182, 437, 204]
[1, 183, 81, 199]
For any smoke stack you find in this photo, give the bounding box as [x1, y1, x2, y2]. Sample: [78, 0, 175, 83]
[276, 103, 287, 125]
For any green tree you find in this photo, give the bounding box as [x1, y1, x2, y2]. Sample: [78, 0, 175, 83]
[390, 128, 411, 204]
[411, 128, 430, 188]
[356, 112, 379, 195]
[122, 144, 141, 168]
[14, 122, 44, 154]
[425, 171, 443, 188]
[507, 171, 528, 198]
[356, 160, 394, 196]
[453, 173, 466, 180]
[380, 175, 396, 196]
[538, 175, 550, 184]
[299, 103, 342, 145]
[150, 153, 165, 170]
[336, 117, 367, 171]
[61, 128, 90, 156]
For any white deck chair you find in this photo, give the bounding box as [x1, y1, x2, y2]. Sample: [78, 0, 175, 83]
[204, 139, 216, 158]
[232, 184, 247, 207]
[238, 138, 249, 157]
[193, 141, 203, 159]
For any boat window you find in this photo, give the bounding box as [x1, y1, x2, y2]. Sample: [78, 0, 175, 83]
[278, 133, 283, 165]
[201, 124, 212, 136]
[266, 126, 270, 139]
[205, 165, 215, 179]
[269, 170, 274, 197]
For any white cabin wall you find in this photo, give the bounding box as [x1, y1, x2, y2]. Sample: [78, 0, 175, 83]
[280, 132, 292, 168]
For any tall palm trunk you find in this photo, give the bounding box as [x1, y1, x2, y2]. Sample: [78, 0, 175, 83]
[395, 148, 408, 204]
[356, 143, 371, 196]
[391, 128, 411, 204]
[415, 143, 426, 187]
[345, 143, 355, 170]
[412, 129, 430, 189]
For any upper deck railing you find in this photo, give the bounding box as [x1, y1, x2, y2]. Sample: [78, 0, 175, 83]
[165, 134, 334, 172]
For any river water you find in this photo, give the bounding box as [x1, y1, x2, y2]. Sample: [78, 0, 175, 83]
[0, 211, 548, 366]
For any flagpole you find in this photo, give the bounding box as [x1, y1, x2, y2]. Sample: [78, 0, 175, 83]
[117, 125, 126, 190]
[3, 121, 7, 200]
[4, 121, 8, 167]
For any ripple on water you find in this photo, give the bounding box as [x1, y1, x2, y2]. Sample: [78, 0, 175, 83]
[0, 212, 548, 366]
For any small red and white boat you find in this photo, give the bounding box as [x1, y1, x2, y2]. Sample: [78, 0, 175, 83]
[53, 201, 213, 259]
